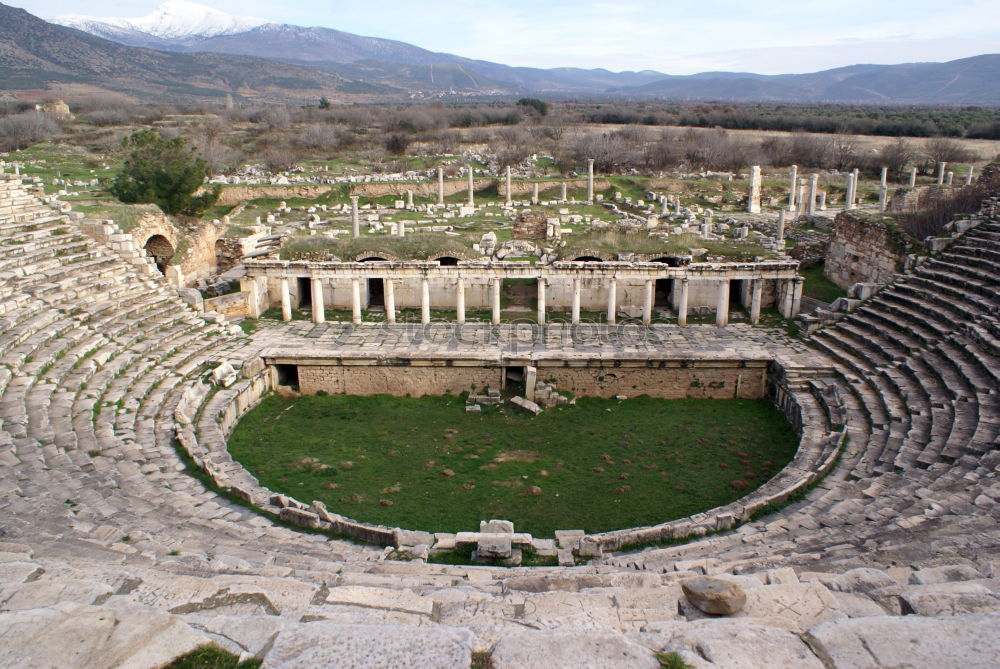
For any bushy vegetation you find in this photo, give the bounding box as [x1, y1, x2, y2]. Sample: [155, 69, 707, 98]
[227, 394, 798, 536]
[110, 129, 220, 216]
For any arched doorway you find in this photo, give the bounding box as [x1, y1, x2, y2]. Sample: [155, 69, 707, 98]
[144, 235, 174, 274]
[435, 256, 460, 266]
[573, 256, 603, 262]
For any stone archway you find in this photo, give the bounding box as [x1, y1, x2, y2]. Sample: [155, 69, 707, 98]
[144, 234, 175, 274]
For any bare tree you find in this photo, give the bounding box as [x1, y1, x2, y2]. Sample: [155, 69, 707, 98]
[923, 137, 977, 165]
[0, 112, 60, 150]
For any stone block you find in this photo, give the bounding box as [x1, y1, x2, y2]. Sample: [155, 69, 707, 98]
[480, 519, 515, 533]
[681, 576, 747, 615]
[477, 533, 513, 559]
[490, 629, 658, 669]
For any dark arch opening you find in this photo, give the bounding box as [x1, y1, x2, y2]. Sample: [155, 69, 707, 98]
[144, 234, 174, 275]
[573, 256, 602, 262]
[651, 256, 684, 267]
[436, 256, 460, 266]
[359, 256, 387, 262]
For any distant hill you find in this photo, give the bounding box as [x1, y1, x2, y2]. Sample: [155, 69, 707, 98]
[7, 1, 997, 103]
[0, 3, 349, 102]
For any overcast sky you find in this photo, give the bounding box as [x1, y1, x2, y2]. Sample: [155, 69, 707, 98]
[14, 0, 1000, 74]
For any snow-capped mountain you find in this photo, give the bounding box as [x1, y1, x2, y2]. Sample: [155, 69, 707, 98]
[55, 0, 266, 40]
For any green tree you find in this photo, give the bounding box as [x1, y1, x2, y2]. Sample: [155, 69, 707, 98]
[318, 96, 332, 109]
[109, 130, 219, 216]
[517, 97, 549, 116]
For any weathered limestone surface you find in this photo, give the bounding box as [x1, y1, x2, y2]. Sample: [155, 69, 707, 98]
[490, 629, 660, 669]
[824, 211, 917, 288]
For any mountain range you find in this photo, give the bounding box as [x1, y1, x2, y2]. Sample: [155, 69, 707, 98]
[1, 1, 997, 104]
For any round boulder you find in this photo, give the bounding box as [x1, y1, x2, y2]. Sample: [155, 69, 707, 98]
[681, 576, 747, 615]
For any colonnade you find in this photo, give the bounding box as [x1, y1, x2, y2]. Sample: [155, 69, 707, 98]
[269, 275, 804, 327]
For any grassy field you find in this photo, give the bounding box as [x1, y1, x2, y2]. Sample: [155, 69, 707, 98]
[228, 394, 798, 536]
[800, 262, 848, 303]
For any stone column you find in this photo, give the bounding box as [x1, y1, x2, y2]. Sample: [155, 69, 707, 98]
[966, 165, 975, 186]
[946, 171, 954, 186]
[808, 173, 818, 215]
[491, 278, 501, 325]
[350, 196, 360, 238]
[385, 279, 396, 325]
[937, 162, 946, 185]
[467, 166, 475, 207]
[406, 189, 414, 209]
[750, 279, 763, 325]
[642, 279, 653, 326]
[586, 158, 595, 203]
[571, 278, 581, 325]
[397, 218, 405, 238]
[421, 277, 430, 325]
[845, 173, 856, 210]
[819, 191, 827, 210]
[791, 277, 804, 316]
[437, 166, 445, 205]
[560, 182, 568, 202]
[788, 164, 798, 212]
[747, 165, 762, 213]
[781, 279, 794, 318]
[505, 166, 512, 206]
[456, 277, 466, 324]
[716, 279, 730, 327]
[311, 277, 325, 324]
[675, 198, 682, 215]
[909, 167, 917, 188]
[280, 277, 292, 322]
[677, 278, 689, 326]
[797, 179, 808, 215]
[606, 278, 617, 325]
[880, 167, 888, 188]
[776, 210, 786, 246]
[351, 278, 362, 324]
[247, 277, 262, 318]
[531, 182, 539, 205]
[536, 279, 546, 325]
[878, 186, 888, 212]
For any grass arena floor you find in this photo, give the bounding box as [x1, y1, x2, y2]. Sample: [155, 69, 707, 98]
[228, 394, 799, 536]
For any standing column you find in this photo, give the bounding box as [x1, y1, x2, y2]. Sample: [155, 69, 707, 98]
[878, 186, 888, 212]
[606, 278, 617, 325]
[536, 279, 546, 325]
[750, 279, 763, 325]
[384, 279, 396, 325]
[560, 182, 568, 202]
[776, 210, 787, 246]
[677, 278, 689, 326]
[350, 195, 360, 238]
[879, 167, 888, 188]
[747, 165, 762, 213]
[280, 277, 292, 322]
[946, 171, 954, 186]
[420, 277, 430, 325]
[505, 166, 512, 206]
[491, 278, 501, 325]
[586, 158, 595, 203]
[787, 164, 798, 212]
[351, 278, 362, 324]
[571, 278, 581, 325]
[936, 162, 946, 185]
[808, 174, 818, 215]
[845, 173, 856, 210]
[791, 277, 804, 316]
[456, 277, 466, 324]
[716, 279, 730, 327]
[966, 165, 975, 186]
[467, 166, 475, 207]
[397, 218, 405, 238]
[406, 189, 414, 209]
[531, 182, 539, 205]
[781, 279, 794, 318]
[437, 166, 445, 205]
[247, 277, 262, 318]
[819, 191, 827, 210]
[642, 279, 653, 326]
[311, 277, 325, 324]
[909, 167, 917, 188]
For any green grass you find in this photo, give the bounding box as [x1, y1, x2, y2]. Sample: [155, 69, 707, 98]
[228, 394, 798, 536]
[164, 645, 260, 669]
[799, 262, 847, 303]
[69, 203, 162, 231]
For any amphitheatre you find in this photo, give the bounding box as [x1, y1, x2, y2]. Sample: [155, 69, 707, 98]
[0, 112, 999, 668]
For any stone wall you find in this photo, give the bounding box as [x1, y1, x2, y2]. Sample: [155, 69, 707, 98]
[297, 364, 501, 396]
[888, 185, 952, 213]
[824, 211, 916, 288]
[129, 211, 223, 287]
[536, 361, 768, 399]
